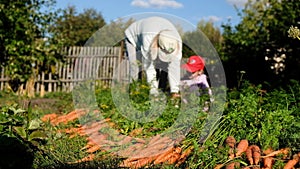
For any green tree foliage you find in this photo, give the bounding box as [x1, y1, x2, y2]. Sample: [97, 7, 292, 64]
[85, 18, 134, 47]
[49, 6, 106, 46]
[221, 0, 300, 88]
[197, 20, 223, 48]
[182, 20, 222, 58]
[288, 25, 300, 40]
[0, 0, 62, 93]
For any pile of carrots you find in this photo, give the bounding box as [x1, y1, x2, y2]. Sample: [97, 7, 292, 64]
[42, 112, 300, 169]
[41, 110, 193, 168]
[215, 136, 300, 169]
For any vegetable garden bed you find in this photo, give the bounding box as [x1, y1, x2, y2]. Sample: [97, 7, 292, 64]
[0, 80, 299, 169]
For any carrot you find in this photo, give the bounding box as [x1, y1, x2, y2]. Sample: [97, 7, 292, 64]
[262, 147, 274, 169]
[225, 162, 235, 169]
[121, 157, 155, 169]
[225, 136, 236, 148]
[148, 135, 162, 145]
[263, 156, 274, 169]
[164, 147, 182, 164]
[167, 152, 181, 164]
[263, 147, 290, 158]
[86, 144, 101, 153]
[69, 154, 95, 164]
[246, 145, 254, 165]
[81, 144, 93, 151]
[226, 136, 236, 159]
[84, 123, 108, 135]
[148, 141, 169, 151]
[214, 164, 224, 169]
[175, 146, 193, 167]
[236, 139, 249, 156]
[82, 119, 110, 129]
[283, 154, 299, 169]
[88, 134, 108, 145]
[129, 128, 144, 137]
[116, 136, 132, 145]
[134, 137, 147, 144]
[153, 147, 175, 164]
[41, 113, 58, 122]
[127, 143, 146, 157]
[99, 139, 117, 147]
[252, 145, 261, 165]
[135, 157, 155, 168]
[138, 145, 174, 159]
[149, 136, 172, 147]
[64, 127, 83, 134]
[263, 147, 274, 155]
[118, 145, 138, 157]
[174, 147, 182, 154]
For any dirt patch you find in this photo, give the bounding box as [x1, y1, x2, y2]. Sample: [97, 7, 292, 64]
[18, 98, 72, 113]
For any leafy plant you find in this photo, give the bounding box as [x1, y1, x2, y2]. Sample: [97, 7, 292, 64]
[288, 25, 300, 40]
[0, 103, 47, 147]
[218, 80, 300, 150]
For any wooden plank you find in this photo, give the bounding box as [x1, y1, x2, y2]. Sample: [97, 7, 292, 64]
[0, 67, 4, 90]
[40, 72, 45, 97]
[53, 62, 58, 92]
[36, 73, 40, 93]
[48, 72, 52, 92]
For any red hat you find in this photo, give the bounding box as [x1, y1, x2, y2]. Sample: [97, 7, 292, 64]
[182, 55, 205, 73]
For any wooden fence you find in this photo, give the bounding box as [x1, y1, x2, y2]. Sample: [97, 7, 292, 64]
[0, 46, 130, 94]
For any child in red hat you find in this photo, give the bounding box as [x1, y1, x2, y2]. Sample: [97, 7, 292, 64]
[181, 55, 212, 110]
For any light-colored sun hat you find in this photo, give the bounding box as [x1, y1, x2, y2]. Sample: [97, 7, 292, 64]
[158, 30, 179, 62]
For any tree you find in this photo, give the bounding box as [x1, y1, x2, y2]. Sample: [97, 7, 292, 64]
[197, 20, 223, 48]
[85, 18, 134, 47]
[221, 0, 300, 88]
[182, 20, 222, 59]
[0, 0, 61, 95]
[49, 6, 106, 46]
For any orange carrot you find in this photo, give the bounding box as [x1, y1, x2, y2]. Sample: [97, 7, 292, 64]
[148, 135, 162, 145]
[250, 145, 261, 165]
[121, 157, 155, 169]
[86, 144, 101, 153]
[283, 154, 299, 169]
[166, 152, 181, 164]
[117, 145, 138, 157]
[116, 136, 132, 145]
[236, 139, 249, 156]
[225, 162, 235, 169]
[262, 147, 274, 169]
[148, 145, 174, 158]
[263, 148, 290, 158]
[153, 147, 175, 164]
[175, 146, 193, 167]
[263, 148, 274, 155]
[225, 136, 236, 148]
[149, 136, 172, 147]
[74, 154, 95, 163]
[242, 167, 250, 169]
[214, 164, 224, 169]
[41, 113, 58, 122]
[263, 156, 274, 169]
[226, 136, 236, 159]
[246, 145, 254, 165]
[134, 137, 147, 144]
